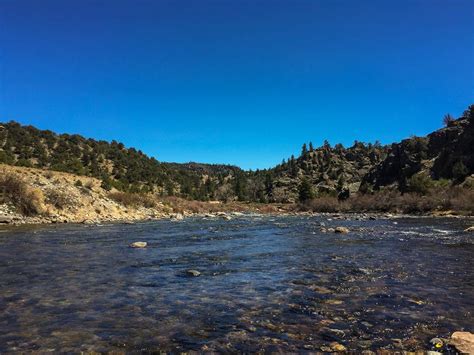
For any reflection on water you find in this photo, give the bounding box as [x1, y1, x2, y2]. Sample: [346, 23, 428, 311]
[0, 216, 473, 352]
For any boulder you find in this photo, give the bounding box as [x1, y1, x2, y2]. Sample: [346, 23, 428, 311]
[0, 215, 13, 224]
[334, 226, 350, 234]
[450, 331, 474, 354]
[464, 226, 474, 232]
[129, 241, 147, 248]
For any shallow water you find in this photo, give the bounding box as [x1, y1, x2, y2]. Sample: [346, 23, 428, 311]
[0, 215, 473, 352]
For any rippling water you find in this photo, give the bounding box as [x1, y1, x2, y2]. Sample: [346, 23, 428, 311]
[0, 215, 473, 352]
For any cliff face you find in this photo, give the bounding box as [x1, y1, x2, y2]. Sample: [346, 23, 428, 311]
[430, 111, 474, 180]
[362, 105, 474, 190]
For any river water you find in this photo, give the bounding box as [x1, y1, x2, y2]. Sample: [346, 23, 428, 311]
[0, 215, 473, 352]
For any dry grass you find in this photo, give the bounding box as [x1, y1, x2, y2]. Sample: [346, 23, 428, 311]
[299, 187, 474, 215]
[0, 172, 44, 215]
[44, 188, 75, 210]
[108, 191, 157, 208]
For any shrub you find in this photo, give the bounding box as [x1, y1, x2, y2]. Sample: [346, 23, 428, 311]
[302, 196, 344, 213]
[407, 173, 434, 195]
[0, 172, 44, 215]
[44, 188, 74, 210]
[74, 179, 83, 187]
[84, 180, 94, 190]
[108, 191, 157, 208]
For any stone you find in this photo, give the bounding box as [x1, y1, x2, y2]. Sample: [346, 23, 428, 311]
[330, 342, 347, 352]
[334, 226, 350, 234]
[129, 241, 147, 248]
[0, 215, 13, 224]
[186, 269, 201, 277]
[429, 337, 444, 349]
[450, 331, 474, 354]
[464, 226, 474, 232]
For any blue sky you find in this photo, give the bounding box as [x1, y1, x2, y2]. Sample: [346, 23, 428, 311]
[0, 0, 473, 170]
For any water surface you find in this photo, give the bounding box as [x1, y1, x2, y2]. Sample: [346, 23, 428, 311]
[0, 215, 473, 352]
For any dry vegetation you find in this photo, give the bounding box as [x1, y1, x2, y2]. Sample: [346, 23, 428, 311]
[0, 172, 44, 215]
[108, 191, 157, 209]
[299, 187, 474, 215]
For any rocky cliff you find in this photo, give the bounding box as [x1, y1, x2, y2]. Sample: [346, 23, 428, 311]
[362, 105, 473, 190]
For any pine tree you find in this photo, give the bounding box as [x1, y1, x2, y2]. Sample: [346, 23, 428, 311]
[301, 143, 308, 157]
[298, 177, 314, 202]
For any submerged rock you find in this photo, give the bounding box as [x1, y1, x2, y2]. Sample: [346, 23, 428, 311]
[129, 241, 147, 248]
[330, 342, 347, 352]
[450, 331, 474, 354]
[334, 226, 350, 234]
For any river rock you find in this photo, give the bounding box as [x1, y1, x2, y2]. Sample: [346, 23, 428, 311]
[129, 241, 147, 248]
[334, 226, 350, 234]
[0, 215, 13, 224]
[450, 331, 474, 354]
[430, 337, 444, 349]
[330, 342, 347, 352]
[186, 269, 201, 277]
[172, 213, 184, 220]
[464, 226, 474, 232]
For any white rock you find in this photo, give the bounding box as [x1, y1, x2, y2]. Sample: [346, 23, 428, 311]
[129, 241, 147, 248]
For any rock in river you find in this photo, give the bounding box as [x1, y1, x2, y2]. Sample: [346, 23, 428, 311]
[129, 241, 147, 248]
[330, 342, 347, 352]
[334, 226, 350, 234]
[450, 331, 474, 354]
[464, 226, 474, 232]
[186, 269, 201, 277]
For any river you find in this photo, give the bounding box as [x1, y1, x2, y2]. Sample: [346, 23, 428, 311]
[0, 215, 472, 352]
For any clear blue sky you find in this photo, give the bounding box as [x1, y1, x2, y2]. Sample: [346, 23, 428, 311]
[0, 0, 473, 170]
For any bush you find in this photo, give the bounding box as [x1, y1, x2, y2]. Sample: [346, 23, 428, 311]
[301, 196, 344, 213]
[108, 191, 157, 208]
[0, 172, 44, 215]
[74, 179, 83, 187]
[44, 188, 74, 210]
[407, 173, 433, 195]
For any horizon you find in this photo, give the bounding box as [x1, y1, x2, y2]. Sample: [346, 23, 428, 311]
[1, 0, 473, 170]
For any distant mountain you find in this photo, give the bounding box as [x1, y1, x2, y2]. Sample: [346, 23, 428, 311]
[1, 104, 472, 203]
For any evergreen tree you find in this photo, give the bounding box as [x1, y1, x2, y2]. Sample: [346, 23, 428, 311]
[301, 143, 308, 157]
[298, 178, 314, 202]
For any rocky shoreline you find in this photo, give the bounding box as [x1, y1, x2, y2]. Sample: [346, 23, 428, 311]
[1, 208, 473, 228]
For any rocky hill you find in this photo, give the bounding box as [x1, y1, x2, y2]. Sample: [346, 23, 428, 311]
[362, 105, 474, 190]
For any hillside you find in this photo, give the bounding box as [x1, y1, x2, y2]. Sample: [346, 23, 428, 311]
[1, 104, 473, 207]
